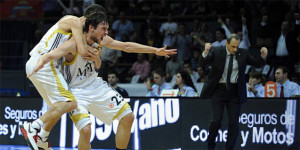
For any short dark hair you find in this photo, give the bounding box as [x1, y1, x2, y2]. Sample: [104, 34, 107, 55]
[216, 27, 225, 35]
[249, 71, 262, 80]
[83, 12, 108, 33]
[276, 66, 289, 75]
[107, 70, 117, 76]
[227, 34, 240, 44]
[84, 4, 107, 16]
[153, 68, 166, 77]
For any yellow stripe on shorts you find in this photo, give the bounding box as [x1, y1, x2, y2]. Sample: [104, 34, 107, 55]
[113, 102, 131, 120]
[50, 60, 76, 101]
[70, 113, 90, 124]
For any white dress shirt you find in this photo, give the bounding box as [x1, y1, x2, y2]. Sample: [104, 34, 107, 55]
[276, 80, 300, 97]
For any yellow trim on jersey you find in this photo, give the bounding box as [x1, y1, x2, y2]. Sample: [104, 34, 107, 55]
[64, 51, 79, 65]
[38, 28, 72, 53]
[50, 60, 76, 101]
[70, 113, 90, 124]
[113, 102, 131, 120]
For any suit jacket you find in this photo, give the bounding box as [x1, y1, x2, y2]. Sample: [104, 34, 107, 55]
[199, 46, 265, 104]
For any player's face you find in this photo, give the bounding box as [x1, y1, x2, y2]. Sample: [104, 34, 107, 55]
[226, 38, 240, 55]
[108, 74, 117, 85]
[153, 73, 162, 85]
[91, 22, 109, 43]
[175, 73, 183, 85]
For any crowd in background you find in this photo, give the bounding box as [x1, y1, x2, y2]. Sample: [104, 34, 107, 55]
[1, 0, 299, 97]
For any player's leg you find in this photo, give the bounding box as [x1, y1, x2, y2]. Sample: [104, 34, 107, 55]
[88, 79, 134, 149]
[115, 112, 134, 149]
[78, 123, 92, 150]
[68, 96, 92, 150]
[21, 61, 77, 150]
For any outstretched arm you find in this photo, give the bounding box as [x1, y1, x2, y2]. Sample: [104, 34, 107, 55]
[28, 39, 76, 77]
[101, 36, 177, 58]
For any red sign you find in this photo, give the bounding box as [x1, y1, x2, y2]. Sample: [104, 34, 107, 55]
[265, 81, 277, 97]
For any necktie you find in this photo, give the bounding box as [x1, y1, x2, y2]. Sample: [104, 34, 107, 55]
[158, 87, 161, 95]
[227, 54, 234, 88]
[280, 86, 284, 98]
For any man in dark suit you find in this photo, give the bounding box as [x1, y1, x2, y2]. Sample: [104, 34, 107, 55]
[199, 34, 268, 150]
[269, 20, 299, 75]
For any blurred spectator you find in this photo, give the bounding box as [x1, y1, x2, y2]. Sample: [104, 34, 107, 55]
[192, 22, 214, 50]
[104, 0, 118, 16]
[217, 16, 235, 37]
[128, 54, 150, 82]
[196, 66, 206, 83]
[212, 28, 226, 47]
[166, 55, 183, 81]
[112, 11, 134, 41]
[174, 71, 197, 97]
[107, 71, 129, 97]
[140, 12, 160, 41]
[247, 71, 265, 98]
[145, 69, 172, 97]
[149, 55, 167, 73]
[191, 19, 201, 33]
[237, 16, 251, 50]
[269, 20, 299, 75]
[256, 10, 274, 48]
[275, 66, 300, 98]
[82, 0, 95, 14]
[183, 62, 199, 83]
[144, 27, 160, 47]
[190, 48, 201, 71]
[159, 13, 178, 47]
[173, 24, 192, 61]
[220, 15, 251, 50]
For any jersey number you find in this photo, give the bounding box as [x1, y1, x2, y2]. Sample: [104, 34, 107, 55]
[111, 94, 124, 106]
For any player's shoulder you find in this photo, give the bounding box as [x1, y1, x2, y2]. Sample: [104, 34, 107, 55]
[59, 15, 81, 26]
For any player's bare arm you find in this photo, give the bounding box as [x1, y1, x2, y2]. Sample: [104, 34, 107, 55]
[27, 39, 76, 77]
[101, 36, 177, 58]
[59, 16, 91, 57]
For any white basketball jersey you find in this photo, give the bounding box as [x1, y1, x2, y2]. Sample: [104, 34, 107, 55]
[30, 22, 72, 56]
[64, 52, 98, 88]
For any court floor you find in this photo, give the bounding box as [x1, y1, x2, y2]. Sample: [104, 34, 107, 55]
[0, 145, 112, 150]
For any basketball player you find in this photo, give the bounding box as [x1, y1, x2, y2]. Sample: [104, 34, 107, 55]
[28, 12, 177, 150]
[20, 5, 108, 150]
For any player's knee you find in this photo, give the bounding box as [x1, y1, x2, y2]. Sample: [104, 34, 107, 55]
[121, 113, 134, 126]
[65, 101, 77, 112]
[80, 124, 91, 138]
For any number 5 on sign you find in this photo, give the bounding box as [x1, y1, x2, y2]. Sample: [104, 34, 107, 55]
[265, 81, 277, 97]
